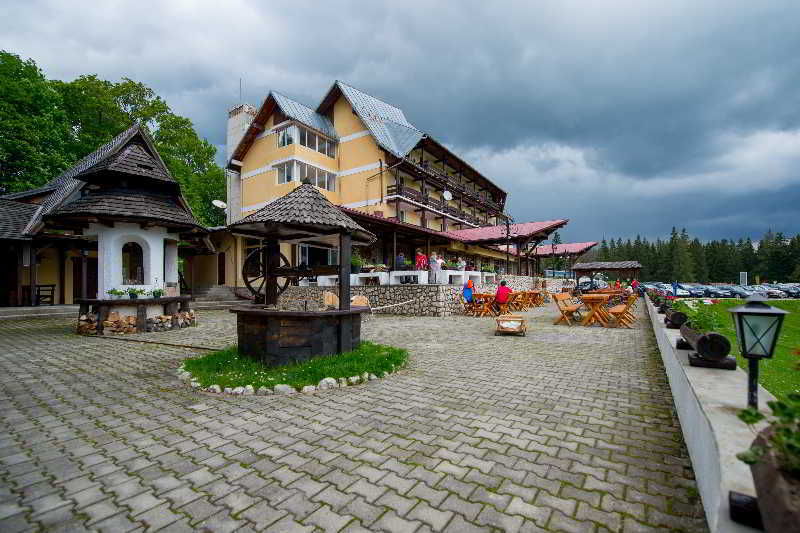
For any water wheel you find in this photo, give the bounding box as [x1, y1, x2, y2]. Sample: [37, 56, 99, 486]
[242, 247, 291, 301]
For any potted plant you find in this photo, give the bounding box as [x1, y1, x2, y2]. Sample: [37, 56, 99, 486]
[126, 287, 145, 300]
[150, 287, 165, 299]
[737, 382, 800, 532]
[374, 263, 388, 272]
[403, 259, 414, 271]
[106, 288, 125, 300]
[351, 253, 364, 274]
[444, 261, 459, 270]
[481, 265, 495, 273]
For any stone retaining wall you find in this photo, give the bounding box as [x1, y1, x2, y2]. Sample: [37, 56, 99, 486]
[279, 275, 547, 317]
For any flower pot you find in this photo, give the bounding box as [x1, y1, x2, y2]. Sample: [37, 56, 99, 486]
[129, 294, 138, 300]
[749, 430, 800, 532]
[352, 265, 361, 274]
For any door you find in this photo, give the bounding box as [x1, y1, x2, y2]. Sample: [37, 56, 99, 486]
[217, 252, 226, 285]
[0, 245, 17, 306]
[72, 257, 98, 299]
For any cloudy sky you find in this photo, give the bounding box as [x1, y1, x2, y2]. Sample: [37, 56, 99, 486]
[3, 0, 799, 242]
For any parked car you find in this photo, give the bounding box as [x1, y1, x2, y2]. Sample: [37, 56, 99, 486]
[748, 285, 786, 298]
[777, 283, 800, 298]
[657, 283, 690, 297]
[719, 285, 753, 298]
[678, 284, 706, 297]
[697, 285, 732, 298]
[761, 284, 788, 298]
[577, 279, 609, 292]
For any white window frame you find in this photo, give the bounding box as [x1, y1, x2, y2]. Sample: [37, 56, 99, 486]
[277, 161, 295, 184]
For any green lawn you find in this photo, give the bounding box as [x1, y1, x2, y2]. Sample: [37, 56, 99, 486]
[183, 341, 408, 390]
[692, 300, 800, 401]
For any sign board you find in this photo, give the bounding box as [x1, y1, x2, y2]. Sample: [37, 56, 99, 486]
[739, 272, 747, 286]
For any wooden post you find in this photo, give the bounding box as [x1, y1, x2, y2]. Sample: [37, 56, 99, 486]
[265, 240, 280, 306]
[81, 252, 88, 300]
[339, 232, 351, 311]
[58, 246, 66, 305]
[426, 238, 431, 259]
[392, 231, 397, 270]
[16, 245, 23, 306]
[30, 245, 38, 306]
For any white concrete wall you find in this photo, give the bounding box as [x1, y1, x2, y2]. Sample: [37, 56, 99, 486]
[645, 298, 770, 533]
[87, 222, 179, 297]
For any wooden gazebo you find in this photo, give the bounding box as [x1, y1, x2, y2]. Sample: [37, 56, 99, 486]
[228, 184, 376, 366]
[571, 261, 642, 280]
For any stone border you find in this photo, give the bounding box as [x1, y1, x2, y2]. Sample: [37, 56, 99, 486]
[645, 296, 771, 533]
[175, 364, 402, 396]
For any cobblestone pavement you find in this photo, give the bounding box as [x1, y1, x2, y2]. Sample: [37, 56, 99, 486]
[0, 304, 707, 532]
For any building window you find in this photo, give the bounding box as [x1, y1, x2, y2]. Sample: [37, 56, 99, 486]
[297, 244, 338, 266]
[277, 161, 294, 184]
[297, 161, 335, 192]
[122, 242, 144, 284]
[277, 126, 295, 147]
[298, 125, 336, 158]
[398, 210, 405, 222]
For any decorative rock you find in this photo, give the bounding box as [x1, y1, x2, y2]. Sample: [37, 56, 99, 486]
[301, 385, 316, 393]
[256, 386, 271, 395]
[338, 378, 348, 387]
[369, 373, 378, 381]
[348, 376, 360, 385]
[274, 384, 295, 394]
[361, 372, 369, 382]
[224, 387, 233, 394]
[381, 372, 389, 378]
[208, 385, 221, 393]
[243, 385, 255, 395]
[318, 377, 337, 390]
[232, 386, 244, 395]
[190, 381, 200, 388]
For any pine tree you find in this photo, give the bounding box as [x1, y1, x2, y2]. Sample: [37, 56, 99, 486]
[689, 238, 708, 282]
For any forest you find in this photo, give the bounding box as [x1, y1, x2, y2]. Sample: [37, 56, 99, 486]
[0, 50, 225, 226]
[574, 227, 800, 283]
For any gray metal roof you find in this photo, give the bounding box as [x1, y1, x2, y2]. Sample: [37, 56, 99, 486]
[272, 91, 337, 139]
[333, 82, 424, 157]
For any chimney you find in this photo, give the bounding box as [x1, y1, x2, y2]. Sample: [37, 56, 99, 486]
[226, 103, 256, 162]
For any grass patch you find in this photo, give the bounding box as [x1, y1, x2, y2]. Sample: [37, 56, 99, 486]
[183, 341, 408, 390]
[681, 299, 800, 401]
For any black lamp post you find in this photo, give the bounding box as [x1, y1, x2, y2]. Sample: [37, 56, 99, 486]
[728, 295, 788, 408]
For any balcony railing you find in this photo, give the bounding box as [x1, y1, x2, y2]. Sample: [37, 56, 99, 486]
[409, 159, 504, 213]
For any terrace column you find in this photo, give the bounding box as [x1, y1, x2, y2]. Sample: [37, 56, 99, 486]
[30, 245, 38, 306]
[339, 232, 351, 311]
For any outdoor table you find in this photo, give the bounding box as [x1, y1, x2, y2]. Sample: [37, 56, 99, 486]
[388, 270, 428, 285]
[473, 293, 496, 317]
[580, 293, 611, 327]
[465, 271, 482, 285]
[481, 272, 497, 284]
[436, 270, 466, 285]
[353, 272, 389, 286]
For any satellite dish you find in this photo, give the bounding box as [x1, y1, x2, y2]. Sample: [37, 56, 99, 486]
[442, 190, 453, 201]
[212, 199, 228, 209]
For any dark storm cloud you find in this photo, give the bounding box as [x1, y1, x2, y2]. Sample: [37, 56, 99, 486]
[2, 0, 799, 241]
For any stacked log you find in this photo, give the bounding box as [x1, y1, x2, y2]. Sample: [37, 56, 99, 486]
[77, 309, 196, 335]
[664, 308, 688, 329]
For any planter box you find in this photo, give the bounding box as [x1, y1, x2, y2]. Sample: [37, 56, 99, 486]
[388, 270, 428, 285]
[750, 431, 800, 533]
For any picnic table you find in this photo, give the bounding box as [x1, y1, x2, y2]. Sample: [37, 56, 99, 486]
[472, 293, 496, 317]
[580, 293, 612, 327]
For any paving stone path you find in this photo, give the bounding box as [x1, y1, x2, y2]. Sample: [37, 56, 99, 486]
[0, 304, 707, 532]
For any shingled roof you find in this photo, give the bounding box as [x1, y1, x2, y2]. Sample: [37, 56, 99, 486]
[0, 199, 40, 240]
[572, 261, 642, 271]
[230, 184, 375, 245]
[272, 91, 337, 138]
[49, 189, 203, 230]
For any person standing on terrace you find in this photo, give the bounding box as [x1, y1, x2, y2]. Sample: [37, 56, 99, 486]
[415, 249, 428, 271]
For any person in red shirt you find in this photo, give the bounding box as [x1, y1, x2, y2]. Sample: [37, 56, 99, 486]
[414, 249, 428, 271]
[494, 280, 512, 312]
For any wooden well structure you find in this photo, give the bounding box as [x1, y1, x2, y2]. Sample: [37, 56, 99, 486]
[228, 184, 376, 366]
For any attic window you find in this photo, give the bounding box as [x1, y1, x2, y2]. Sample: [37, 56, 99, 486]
[137, 163, 154, 171]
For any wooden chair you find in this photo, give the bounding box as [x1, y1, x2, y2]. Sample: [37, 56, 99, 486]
[351, 295, 370, 308]
[553, 293, 582, 326]
[323, 291, 339, 308]
[508, 293, 524, 312]
[608, 295, 637, 328]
